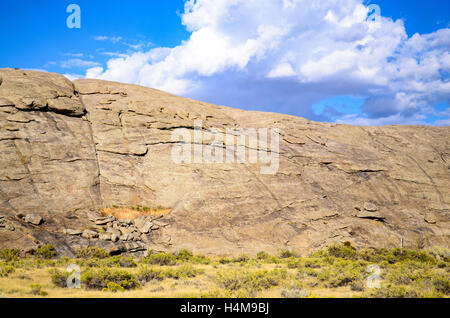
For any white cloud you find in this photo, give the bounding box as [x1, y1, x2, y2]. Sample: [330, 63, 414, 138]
[93, 36, 123, 43]
[63, 73, 83, 81]
[59, 58, 101, 69]
[63, 53, 84, 58]
[83, 0, 450, 125]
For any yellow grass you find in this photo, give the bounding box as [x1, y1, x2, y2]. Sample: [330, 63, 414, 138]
[99, 207, 172, 221]
[0, 262, 361, 298]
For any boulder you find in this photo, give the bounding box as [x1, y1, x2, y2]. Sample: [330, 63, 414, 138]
[136, 220, 153, 234]
[153, 220, 169, 228]
[99, 233, 111, 241]
[24, 214, 43, 225]
[363, 202, 378, 212]
[119, 234, 130, 241]
[94, 215, 115, 225]
[424, 214, 437, 224]
[118, 218, 132, 225]
[81, 229, 99, 239]
[63, 229, 82, 236]
[354, 211, 385, 221]
[110, 234, 119, 242]
[106, 228, 121, 237]
[119, 227, 132, 236]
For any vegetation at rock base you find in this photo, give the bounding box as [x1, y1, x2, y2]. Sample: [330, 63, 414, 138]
[0, 243, 448, 298]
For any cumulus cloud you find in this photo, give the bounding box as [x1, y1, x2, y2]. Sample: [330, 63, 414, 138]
[83, 0, 450, 125]
[49, 58, 101, 69]
[93, 35, 123, 43]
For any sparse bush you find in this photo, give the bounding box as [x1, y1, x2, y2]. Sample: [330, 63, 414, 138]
[280, 282, 310, 298]
[0, 248, 21, 261]
[215, 269, 288, 293]
[34, 244, 56, 259]
[81, 268, 139, 290]
[175, 249, 193, 261]
[164, 265, 202, 279]
[103, 282, 124, 292]
[49, 269, 69, 288]
[218, 257, 231, 264]
[255, 251, 279, 264]
[232, 255, 250, 263]
[104, 256, 137, 268]
[432, 276, 450, 295]
[350, 281, 365, 292]
[326, 242, 358, 260]
[137, 267, 164, 283]
[279, 250, 299, 259]
[256, 251, 270, 260]
[144, 252, 177, 266]
[29, 283, 48, 296]
[281, 288, 310, 298]
[384, 249, 435, 264]
[286, 258, 303, 269]
[316, 260, 364, 288]
[366, 285, 419, 298]
[0, 263, 14, 277]
[76, 247, 109, 259]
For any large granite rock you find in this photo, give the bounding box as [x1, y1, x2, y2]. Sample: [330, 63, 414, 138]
[0, 68, 449, 256]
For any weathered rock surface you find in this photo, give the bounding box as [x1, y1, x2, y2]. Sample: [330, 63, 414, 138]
[0, 68, 449, 256]
[24, 214, 43, 225]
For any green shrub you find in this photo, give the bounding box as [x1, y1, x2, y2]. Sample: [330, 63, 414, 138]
[279, 250, 299, 259]
[350, 281, 365, 292]
[76, 258, 102, 268]
[255, 251, 279, 264]
[316, 260, 364, 288]
[218, 257, 231, 264]
[385, 266, 433, 286]
[103, 256, 137, 268]
[0, 263, 15, 277]
[281, 288, 310, 298]
[164, 265, 202, 279]
[0, 248, 21, 261]
[81, 268, 139, 290]
[49, 269, 69, 288]
[215, 269, 288, 293]
[175, 249, 193, 261]
[137, 267, 164, 283]
[366, 285, 419, 298]
[232, 255, 250, 263]
[144, 252, 177, 266]
[103, 282, 124, 292]
[326, 243, 358, 260]
[432, 276, 450, 295]
[76, 247, 109, 259]
[34, 244, 56, 259]
[304, 258, 322, 268]
[384, 249, 435, 264]
[428, 246, 450, 263]
[29, 283, 48, 296]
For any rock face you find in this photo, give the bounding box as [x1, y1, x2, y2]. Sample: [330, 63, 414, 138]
[0, 68, 449, 256]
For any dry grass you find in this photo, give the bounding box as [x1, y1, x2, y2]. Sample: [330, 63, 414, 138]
[1, 244, 447, 298]
[99, 207, 172, 221]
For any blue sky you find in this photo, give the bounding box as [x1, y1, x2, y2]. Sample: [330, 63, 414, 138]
[1, 0, 449, 126]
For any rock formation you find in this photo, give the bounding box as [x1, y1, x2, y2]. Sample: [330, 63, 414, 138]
[0, 68, 449, 256]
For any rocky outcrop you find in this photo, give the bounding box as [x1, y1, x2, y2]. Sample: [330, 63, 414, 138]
[0, 68, 449, 256]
